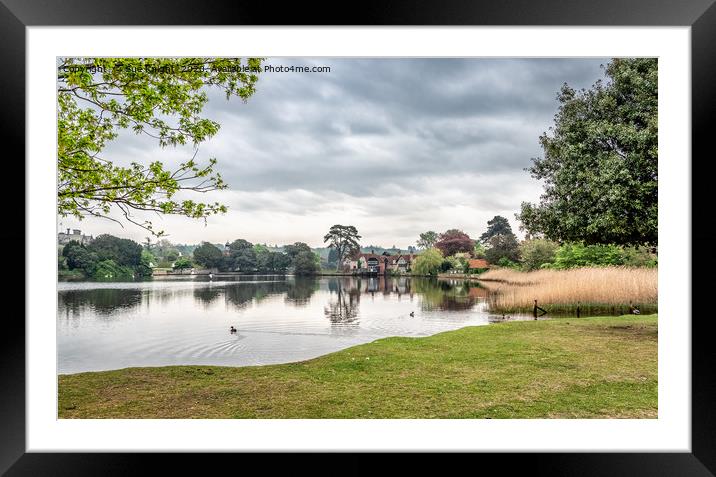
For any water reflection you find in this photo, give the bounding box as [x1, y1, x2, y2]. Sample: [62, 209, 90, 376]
[324, 279, 360, 325]
[224, 281, 288, 309]
[58, 276, 488, 318]
[58, 288, 143, 318]
[57, 276, 496, 373]
[285, 277, 319, 306]
[412, 278, 479, 311]
[193, 286, 222, 307]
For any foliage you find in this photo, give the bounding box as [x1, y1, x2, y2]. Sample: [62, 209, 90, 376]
[440, 256, 462, 272]
[473, 242, 486, 259]
[284, 242, 313, 260]
[497, 257, 520, 269]
[136, 250, 155, 277]
[223, 239, 256, 272]
[479, 216, 514, 244]
[622, 246, 658, 267]
[58, 57, 263, 235]
[519, 238, 559, 271]
[293, 251, 320, 276]
[416, 231, 439, 250]
[140, 249, 155, 266]
[323, 225, 361, 270]
[58, 253, 68, 270]
[327, 248, 339, 267]
[484, 234, 521, 264]
[62, 241, 99, 275]
[233, 248, 257, 272]
[253, 243, 270, 255]
[202, 239, 314, 275]
[174, 244, 198, 257]
[256, 249, 291, 273]
[192, 242, 224, 269]
[87, 234, 143, 267]
[412, 248, 444, 276]
[58, 269, 85, 280]
[91, 259, 134, 280]
[227, 239, 253, 254]
[551, 243, 626, 269]
[274, 252, 293, 272]
[518, 58, 658, 247]
[172, 256, 193, 271]
[435, 229, 474, 257]
[150, 239, 177, 260]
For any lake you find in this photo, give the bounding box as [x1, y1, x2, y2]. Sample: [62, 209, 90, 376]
[57, 275, 533, 374]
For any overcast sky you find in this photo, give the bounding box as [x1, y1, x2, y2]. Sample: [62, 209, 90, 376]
[59, 57, 609, 248]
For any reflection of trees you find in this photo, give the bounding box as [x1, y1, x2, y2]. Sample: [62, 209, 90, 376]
[193, 286, 221, 307]
[411, 278, 480, 311]
[285, 276, 319, 306]
[223, 282, 288, 310]
[58, 288, 143, 318]
[152, 288, 183, 306]
[323, 276, 482, 312]
[324, 280, 360, 325]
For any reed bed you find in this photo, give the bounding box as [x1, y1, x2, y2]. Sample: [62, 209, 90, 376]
[479, 267, 658, 314]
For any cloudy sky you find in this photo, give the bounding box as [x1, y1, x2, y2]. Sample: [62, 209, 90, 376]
[60, 58, 609, 248]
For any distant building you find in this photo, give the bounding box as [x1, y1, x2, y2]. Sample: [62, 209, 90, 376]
[343, 253, 417, 274]
[58, 228, 93, 246]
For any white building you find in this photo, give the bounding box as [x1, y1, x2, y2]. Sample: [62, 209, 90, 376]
[58, 228, 93, 245]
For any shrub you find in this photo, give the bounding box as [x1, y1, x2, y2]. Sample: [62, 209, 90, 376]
[173, 256, 193, 271]
[497, 257, 520, 268]
[92, 260, 135, 280]
[552, 243, 625, 269]
[519, 239, 559, 271]
[412, 248, 444, 276]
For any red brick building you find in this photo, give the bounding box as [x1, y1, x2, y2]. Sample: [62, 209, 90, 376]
[344, 253, 417, 274]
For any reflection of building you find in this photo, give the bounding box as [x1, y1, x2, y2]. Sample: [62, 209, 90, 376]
[344, 252, 417, 274]
[58, 228, 93, 245]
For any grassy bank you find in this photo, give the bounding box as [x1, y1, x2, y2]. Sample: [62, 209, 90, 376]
[479, 267, 657, 314]
[59, 314, 657, 419]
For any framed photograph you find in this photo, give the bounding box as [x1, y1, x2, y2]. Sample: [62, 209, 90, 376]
[6, 0, 714, 473]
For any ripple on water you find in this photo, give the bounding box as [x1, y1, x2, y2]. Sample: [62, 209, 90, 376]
[57, 277, 495, 373]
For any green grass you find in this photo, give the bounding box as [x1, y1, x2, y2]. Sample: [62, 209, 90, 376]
[58, 314, 657, 419]
[490, 303, 658, 316]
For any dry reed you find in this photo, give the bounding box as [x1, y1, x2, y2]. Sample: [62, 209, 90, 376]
[479, 267, 657, 314]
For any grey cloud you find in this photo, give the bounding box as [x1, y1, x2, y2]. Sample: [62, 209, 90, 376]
[83, 58, 609, 246]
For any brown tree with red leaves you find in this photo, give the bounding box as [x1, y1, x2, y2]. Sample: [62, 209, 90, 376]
[435, 229, 475, 257]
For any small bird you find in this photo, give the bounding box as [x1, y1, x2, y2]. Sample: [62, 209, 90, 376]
[409, 311, 415, 317]
[230, 326, 237, 333]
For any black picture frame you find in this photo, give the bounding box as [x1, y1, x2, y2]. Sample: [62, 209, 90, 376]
[4, 0, 713, 474]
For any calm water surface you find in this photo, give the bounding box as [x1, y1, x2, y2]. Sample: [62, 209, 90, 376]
[58, 276, 530, 374]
